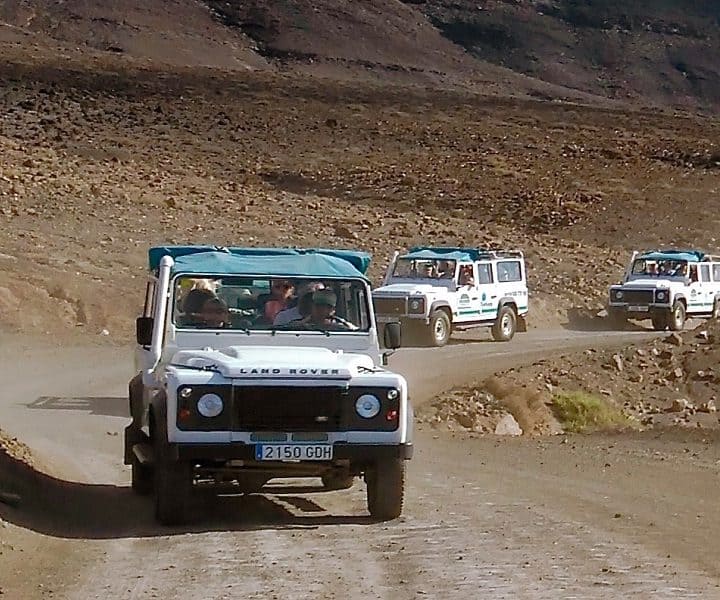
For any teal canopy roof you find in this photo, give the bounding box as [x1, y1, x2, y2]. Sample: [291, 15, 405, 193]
[149, 246, 371, 275]
[403, 247, 487, 262]
[638, 250, 705, 263]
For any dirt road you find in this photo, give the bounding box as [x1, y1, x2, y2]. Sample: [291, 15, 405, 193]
[1, 329, 719, 599]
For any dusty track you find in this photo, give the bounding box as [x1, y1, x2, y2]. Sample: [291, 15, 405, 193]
[2, 329, 719, 599]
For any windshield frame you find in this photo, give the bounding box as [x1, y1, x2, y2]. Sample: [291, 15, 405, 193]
[391, 257, 458, 281]
[630, 258, 689, 278]
[170, 273, 373, 334]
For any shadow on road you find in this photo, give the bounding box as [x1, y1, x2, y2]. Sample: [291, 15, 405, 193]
[560, 308, 649, 333]
[0, 449, 375, 540]
[27, 396, 129, 418]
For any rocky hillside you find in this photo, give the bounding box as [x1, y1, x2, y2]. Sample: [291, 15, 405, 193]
[1, 1, 720, 110]
[422, 0, 720, 111]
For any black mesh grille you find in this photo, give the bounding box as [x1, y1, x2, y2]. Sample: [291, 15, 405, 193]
[623, 290, 654, 304]
[235, 386, 346, 431]
[374, 297, 407, 315]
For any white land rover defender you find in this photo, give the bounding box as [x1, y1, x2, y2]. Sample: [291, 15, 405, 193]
[124, 246, 412, 525]
[608, 250, 720, 330]
[372, 247, 529, 347]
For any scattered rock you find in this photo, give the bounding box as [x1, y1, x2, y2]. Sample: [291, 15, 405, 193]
[699, 400, 717, 414]
[668, 398, 691, 413]
[494, 414, 523, 436]
[666, 333, 683, 347]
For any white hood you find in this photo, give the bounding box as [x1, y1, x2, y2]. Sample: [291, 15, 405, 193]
[620, 278, 673, 289]
[374, 283, 444, 295]
[170, 345, 375, 380]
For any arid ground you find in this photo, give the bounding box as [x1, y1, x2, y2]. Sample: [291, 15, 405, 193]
[1, 2, 719, 598]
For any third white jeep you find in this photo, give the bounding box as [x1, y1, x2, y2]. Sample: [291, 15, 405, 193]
[372, 247, 529, 347]
[608, 249, 720, 330]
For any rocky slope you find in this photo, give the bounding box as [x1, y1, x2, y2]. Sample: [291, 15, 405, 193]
[2, 1, 720, 110]
[432, 319, 720, 434]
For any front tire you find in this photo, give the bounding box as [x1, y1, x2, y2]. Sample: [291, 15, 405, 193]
[426, 310, 451, 347]
[366, 459, 405, 520]
[154, 413, 193, 526]
[491, 305, 517, 341]
[668, 301, 686, 331]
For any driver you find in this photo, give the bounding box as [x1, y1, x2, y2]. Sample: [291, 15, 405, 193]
[296, 289, 358, 330]
[197, 297, 230, 328]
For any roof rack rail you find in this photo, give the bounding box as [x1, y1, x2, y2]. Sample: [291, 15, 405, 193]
[476, 249, 525, 259]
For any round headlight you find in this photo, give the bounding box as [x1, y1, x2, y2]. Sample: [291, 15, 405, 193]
[616, 290, 624, 300]
[410, 299, 420, 310]
[179, 387, 193, 399]
[355, 394, 381, 419]
[387, 389, 399, 400]
[197, 393, 224, 418]
[656, 291, 666, 301]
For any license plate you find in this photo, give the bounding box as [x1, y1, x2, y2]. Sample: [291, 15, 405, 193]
[255, 444, 333, 461]
[628, 305, 649, 312]
[376, 316, 396, 323]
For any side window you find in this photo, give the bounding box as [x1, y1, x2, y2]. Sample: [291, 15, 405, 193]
[477, 263, 493, 284]
[701, 265, 711, 283]
[713, 264, 720, 282]
[497, 261, 522, 283]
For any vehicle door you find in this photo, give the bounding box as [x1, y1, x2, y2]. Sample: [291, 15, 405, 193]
[473, 262, 498, 321]
[698, 264, 714, 314]
[713, 264, 720, 308]
[453, 262, 479, 323]
[494, 259, 526, 314]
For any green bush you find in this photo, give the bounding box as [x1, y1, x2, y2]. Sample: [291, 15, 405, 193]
[552, 391, 634, 433]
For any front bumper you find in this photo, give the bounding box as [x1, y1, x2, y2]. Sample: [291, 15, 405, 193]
[609, 303, 670, 318]
[171, 442, 414, 462]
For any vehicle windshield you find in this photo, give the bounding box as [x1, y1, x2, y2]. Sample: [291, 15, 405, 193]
[392, 258, 456, 279]
[631, 259, 689, 277]
[173, 276, 371, 332]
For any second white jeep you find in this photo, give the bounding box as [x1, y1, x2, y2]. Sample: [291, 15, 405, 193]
[372, 247, 529, 347]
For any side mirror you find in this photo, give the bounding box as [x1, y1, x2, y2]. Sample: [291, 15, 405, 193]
[383, 321, 402, 350]
[136, 316, 154, 346]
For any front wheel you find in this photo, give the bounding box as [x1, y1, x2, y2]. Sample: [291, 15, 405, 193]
[491, 306, 517, 341]
[426, 310, 451, 347]
[668, 301, 686, 331]
[366, 459, 405, 520]
[154, 414, 193, 526]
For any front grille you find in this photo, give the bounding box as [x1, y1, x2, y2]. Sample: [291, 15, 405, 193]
[235, 386, 346, 432]
[622, 289, 654, 304]
[373, 296, 407, 315]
